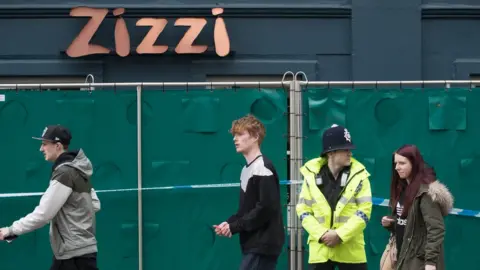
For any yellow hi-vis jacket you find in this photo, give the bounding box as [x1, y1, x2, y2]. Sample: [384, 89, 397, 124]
[296, 157, 372, 264]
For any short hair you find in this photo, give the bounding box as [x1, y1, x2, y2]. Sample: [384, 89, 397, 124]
[229, 114, 266, 145]
[61, 143, 69, 150]
[44, 140, 68, 151]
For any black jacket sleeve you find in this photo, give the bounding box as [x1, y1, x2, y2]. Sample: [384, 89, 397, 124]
[226, 192, 241, 223]
[229, 175, 279, 234]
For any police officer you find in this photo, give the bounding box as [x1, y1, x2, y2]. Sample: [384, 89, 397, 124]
[296, 124, 372, 270]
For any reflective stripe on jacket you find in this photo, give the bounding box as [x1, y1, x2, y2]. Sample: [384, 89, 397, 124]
[296, 157, 373, 264]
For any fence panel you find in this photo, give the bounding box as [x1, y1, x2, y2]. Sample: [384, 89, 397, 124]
[301, 86, 480, 269]
[140, 87, 289, 270]
[0, 90, 139, 270]
[0, 87, 290, 270]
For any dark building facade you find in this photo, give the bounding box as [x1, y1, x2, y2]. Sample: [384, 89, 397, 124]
[0, 1, 477, 270]
[1, 0, 479, 85]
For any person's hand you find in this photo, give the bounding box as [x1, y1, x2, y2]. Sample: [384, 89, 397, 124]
[319, 230, 328, 243]
[220, 223, 232, 237]
[381, 216, 395, 227]
[425, 264, 436, 270]
[321, 230, 341, 247]
[213, 222, 231, 238]
[0, 227, 10, 240]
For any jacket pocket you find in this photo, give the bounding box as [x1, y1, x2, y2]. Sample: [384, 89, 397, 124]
[51, 223, 66, 256]
[413, 236, 426, 259]
[56, 224, 65, 244]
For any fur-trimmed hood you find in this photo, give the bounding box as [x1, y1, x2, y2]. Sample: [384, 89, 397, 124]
[425, 180, 454, 216]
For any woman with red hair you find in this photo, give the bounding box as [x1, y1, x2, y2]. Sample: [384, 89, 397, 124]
[380, 144, 453, 270]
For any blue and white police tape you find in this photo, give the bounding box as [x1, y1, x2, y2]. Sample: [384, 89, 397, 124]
[0, 180, 478, 218]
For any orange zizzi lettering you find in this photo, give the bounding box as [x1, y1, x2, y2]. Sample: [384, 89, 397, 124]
[136, 18, 168, 54]
[113, 8, 130, 57]
[66, 7, 110, 57]
[66, 7, 231, 57]
[212, 8, 230, 57]
[175, 18, 208, 54]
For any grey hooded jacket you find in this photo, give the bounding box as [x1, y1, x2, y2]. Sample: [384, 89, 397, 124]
[8, 149, 100, 259]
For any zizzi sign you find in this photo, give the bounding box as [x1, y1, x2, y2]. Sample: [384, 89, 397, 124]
[66, 7, 230, 58]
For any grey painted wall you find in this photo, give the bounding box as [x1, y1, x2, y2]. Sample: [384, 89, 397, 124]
[0, 0, 479, 84]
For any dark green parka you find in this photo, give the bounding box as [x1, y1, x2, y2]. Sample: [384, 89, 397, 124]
[395, 180, 454, 270]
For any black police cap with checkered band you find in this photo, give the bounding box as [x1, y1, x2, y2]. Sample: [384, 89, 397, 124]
[321, 124, 356, 156]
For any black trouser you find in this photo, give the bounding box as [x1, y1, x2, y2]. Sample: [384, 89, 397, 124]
[309, 260, 368, 270]
[239, 252, 278, 270]
[50, 253, 98, 270]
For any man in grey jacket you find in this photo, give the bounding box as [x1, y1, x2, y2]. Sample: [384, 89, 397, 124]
[0, 125, 101, 270]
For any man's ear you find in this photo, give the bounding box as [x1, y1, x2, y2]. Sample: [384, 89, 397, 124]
[56, 142, 63, 151]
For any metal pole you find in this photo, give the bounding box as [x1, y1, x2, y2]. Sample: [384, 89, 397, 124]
[291, 79, 299, 270]
[295, 79, 304, 270]
[296, 72, 308, 270]
[0, 81, 291, 89]
[288, 79, 297, 270]
[0, 79, 479, 89]
[136, 85, 143, 270]
[298, 80, 480, 86]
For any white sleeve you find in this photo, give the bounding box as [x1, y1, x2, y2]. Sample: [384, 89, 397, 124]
[91, 188, 101, 212]
[9, 180, 72, 236]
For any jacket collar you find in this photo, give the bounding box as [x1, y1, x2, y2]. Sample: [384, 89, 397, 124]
[300, 156, 367, 178]
[416, 180, 454, 216]
[416, 183, 429, 197]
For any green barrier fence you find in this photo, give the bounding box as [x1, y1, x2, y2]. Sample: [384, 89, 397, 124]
[302, 87, 480, 269]
[0, 88, 289, 270]
[0, 86, 477, 270]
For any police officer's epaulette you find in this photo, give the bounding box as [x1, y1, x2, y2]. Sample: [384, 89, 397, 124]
[315, 175, 323, 186]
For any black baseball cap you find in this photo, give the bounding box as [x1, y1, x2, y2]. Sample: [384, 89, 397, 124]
[32, 125, 72, 145]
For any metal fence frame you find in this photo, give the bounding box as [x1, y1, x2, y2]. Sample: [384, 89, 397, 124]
[291, 77, 480, 270]
[2, 76, 480, 270]
[0, 76, 298, 270]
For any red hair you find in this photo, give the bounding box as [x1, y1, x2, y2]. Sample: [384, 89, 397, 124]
[390, 144, 436, 217]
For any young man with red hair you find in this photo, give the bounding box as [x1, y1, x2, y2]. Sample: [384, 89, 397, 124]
[214, 114, 285, 270]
